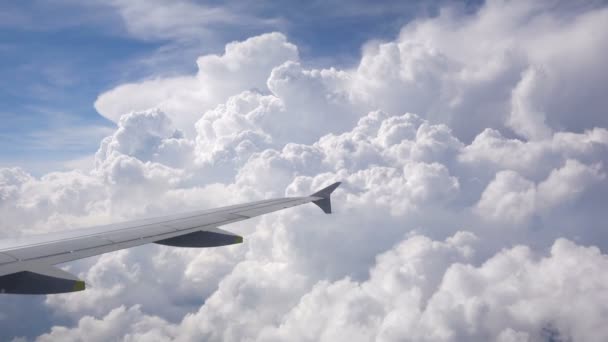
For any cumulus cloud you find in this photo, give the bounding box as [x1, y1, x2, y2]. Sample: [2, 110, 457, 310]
[475, 159, 605, 224]
[94, 32, 299, 135]
[36, 305, 175, 342]
[35, 234, 608, 342]
[97, 0, 608, 143]
[259, 235, 608, 342]
[1, 0, 607, 341]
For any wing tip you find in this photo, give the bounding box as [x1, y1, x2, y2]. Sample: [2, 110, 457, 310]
[311, 181, 342, 199]
[311, 181, 342, 214]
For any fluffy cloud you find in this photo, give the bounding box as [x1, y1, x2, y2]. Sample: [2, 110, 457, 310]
[97, 0, 608, 143]
[96, 108, 193, 167]
[475, 159, 605, 224]
[36, 234, 608, 342]
[1, 1, 607, 341]
[0, 168, 107, 238]
[36, 305, 176, 342]
[260, 235, 608, 342]
[94, 32, 299, 135]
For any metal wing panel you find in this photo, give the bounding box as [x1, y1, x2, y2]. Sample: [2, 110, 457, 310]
[0, 196, 315, 276]
[0, 198, 290, 252]
[13, 212, 253, 268]
[234, 197, 315, 217]
[38, 225, 207, 267]
[162, 213, 241, 230]
[3, 237, 112, 261]
[100, 225, 176, 243]
[0, 182, 342, 293]
[0, 253, 17, 265]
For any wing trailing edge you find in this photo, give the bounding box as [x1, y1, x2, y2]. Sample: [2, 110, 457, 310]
[0, 180, 342, 294]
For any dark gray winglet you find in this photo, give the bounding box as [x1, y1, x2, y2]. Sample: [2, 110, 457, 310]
[310, 181, 341, 214]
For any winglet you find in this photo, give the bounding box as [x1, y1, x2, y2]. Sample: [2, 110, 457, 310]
[310, 182, 341, 214]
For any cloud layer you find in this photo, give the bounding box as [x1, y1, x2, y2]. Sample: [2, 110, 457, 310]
[1, 1, 607, 341]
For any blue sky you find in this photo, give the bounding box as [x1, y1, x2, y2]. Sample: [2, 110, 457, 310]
[0, 0, 481, 174]
[1, 1, 608, 340]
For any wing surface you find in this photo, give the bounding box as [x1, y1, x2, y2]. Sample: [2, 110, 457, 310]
[0, 182, 340, 293]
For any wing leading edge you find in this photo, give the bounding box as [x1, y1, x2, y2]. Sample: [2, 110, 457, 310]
[0, 182, 341, 294]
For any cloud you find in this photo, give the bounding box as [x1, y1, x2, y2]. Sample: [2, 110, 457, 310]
[36, 305, 175, 342]
[350, 0, 608, 141]
[6, 104, 603, 340]
[35, 234, 608, 342]
[258, 235, 608, 342]
[1, 0, 607, 340]
[96, 108, 194, 169]
[459, 127, 608, 179]
[475, 159, 605, 224]
[97, 0, 608, 143]
[94, 32, 299, 135]
[102, 0, 283, 43]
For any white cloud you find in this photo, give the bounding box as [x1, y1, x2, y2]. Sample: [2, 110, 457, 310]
[475, 159, 605, 224]
[349, 0, 608, 141]
[508, 67, 552, 140]
[1, 1, 608, 340]
[36, 305, 176, 342]
[36, 234, 608, 342]
[96, 108, 194, 169]
[96, 1, 608, 143]
[102, 0, 283, 44]
[94, 32, 299, 135]
[475, 170, 536, 224]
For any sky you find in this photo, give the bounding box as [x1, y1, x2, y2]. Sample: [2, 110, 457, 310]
[1, 0, 608, 341]
[0, 0, 481, 173]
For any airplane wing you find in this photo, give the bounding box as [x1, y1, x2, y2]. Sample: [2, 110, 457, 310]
[0, 182, 341, 294]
